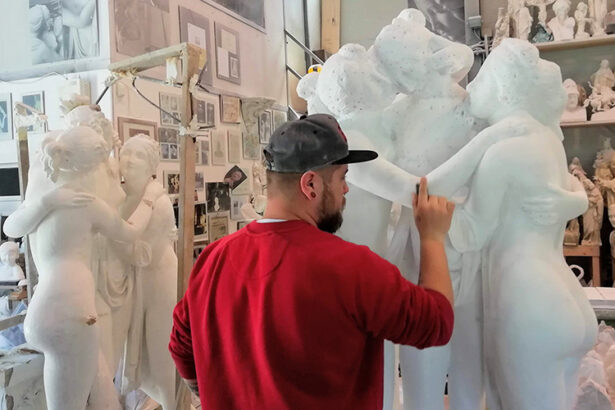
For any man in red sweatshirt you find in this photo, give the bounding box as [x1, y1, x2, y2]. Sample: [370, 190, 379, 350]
[169, 114, 455, 409]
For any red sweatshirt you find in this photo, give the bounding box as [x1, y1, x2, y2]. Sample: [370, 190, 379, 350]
[169, 220, 453, 409]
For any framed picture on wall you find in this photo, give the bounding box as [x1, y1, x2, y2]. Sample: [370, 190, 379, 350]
[159, 93, 180, 126]
[201, 0, 265, 32]
[220, 95, 241, 123]
[230, 195, 250, 220]
[196, 135, 210, 166]
[242, 129, 259, 160]
[163, 170, 181, 195]
[237, 221, 250, 230]
[193, 98, 208, 127]
[159, 127, 179, 161]
[206, 182, 231, 213]
[115, 0, 171, 57]
[207, 103, 216, 127]
[273, 109, 288, 131]
[194, 203, 208, 240]
[211, 130, 227, 166]
[179, 7, 213, 86]
[215, 22, 241, 84]
[0, 93, 13, 141]
[193, 241, 209, 263]
[258, 110, 272, 144]
[118, 117, 158, 143]
[223, 165, 247, 191]
[227, 129, 242, 163]
[21, 91, 45, 133]
[209, 214, 229, 242]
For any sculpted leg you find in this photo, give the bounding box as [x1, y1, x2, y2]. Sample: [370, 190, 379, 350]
[399, 344, 450, 410]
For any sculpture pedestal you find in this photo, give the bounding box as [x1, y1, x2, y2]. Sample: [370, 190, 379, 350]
[0, 347, 45, 409]
[565, 244, 602, 286]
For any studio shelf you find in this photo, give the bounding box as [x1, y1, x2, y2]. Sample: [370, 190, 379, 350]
[535, 34, 615, 52]
[561, 119, 615, 128]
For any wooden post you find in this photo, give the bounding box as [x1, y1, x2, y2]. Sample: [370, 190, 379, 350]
[15, 127, 36, 301]
[321, 0, 341, 55]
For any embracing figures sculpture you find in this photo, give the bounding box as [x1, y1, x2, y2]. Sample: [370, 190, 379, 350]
[298, 9, 596, 410]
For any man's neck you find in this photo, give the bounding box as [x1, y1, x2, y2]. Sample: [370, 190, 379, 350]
[263, 199, 318, 228]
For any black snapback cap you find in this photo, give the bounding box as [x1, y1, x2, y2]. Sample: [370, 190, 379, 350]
[263, 114, 378, 173]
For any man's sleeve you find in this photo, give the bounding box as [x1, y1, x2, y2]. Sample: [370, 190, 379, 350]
[169, 295, 197, 380]
[346, 250, 454, 349]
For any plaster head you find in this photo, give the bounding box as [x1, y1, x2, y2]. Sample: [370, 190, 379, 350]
[553, 0, 571, 18]
[563, 79, 580, 109]
[120, 134, 160, 180]
[41, 125, 109, 183]
[29, 5, 50, 34]
[372, 8, 473, 94]
[0, 242, 19, 266]
[576, 2, 588, 14]
[468, 39, 566, 134]
[316, 44, 396, 119]
[600, 59, 611, 70]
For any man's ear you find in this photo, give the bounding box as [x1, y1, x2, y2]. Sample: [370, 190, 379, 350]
[300, 171, 320, 200]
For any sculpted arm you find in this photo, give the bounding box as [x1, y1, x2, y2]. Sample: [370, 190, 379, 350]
[447, 144, 510, 252]
[91, 197, 153, 243]
[61, 0, 96, 28]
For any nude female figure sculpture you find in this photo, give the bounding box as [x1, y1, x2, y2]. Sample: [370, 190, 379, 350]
[428, 38, 596, 410]
[4, 126, 157, 410]
[116, 135, 177, 409]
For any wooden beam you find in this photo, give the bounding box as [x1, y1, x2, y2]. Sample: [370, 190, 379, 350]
[321, 0, 341, 54]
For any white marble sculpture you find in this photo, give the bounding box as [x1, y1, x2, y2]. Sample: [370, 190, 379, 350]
[586, 60, 615, 120]
[2, 126, 158, 410]
[562, 79, 588, 122]
[590, 0, 608, 36]
[0, 242, 25, 282]
[428, 38, 596, 410]
[575, 2, 592, 39]
[548, 0, 576, 41]
[493, 7, 510, 48]
[298, 10, 540, 410]
[115, 134, 177, 409]
[516, 6, 534, 40]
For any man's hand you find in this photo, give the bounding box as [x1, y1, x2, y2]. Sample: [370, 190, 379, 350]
[412, 177, 455, 243]
[42, 186, 94, 210]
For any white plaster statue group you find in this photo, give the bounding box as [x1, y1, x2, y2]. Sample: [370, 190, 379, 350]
[3, 98, 177, 409]
[299, 9, 596, 410]
[493, 0, 609, 46]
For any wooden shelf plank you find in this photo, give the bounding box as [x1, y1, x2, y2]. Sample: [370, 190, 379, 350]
[561, 119, 615, 128]
[535, 34, 615, 52]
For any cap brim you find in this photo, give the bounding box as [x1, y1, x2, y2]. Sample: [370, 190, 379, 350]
[333, 150, 378, 165]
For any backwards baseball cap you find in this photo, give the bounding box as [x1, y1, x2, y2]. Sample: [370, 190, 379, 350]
[263, 114, 378, 173]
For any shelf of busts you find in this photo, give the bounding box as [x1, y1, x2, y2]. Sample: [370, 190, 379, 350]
[535, 34, 615, 52]
[561, 119, 615, 128]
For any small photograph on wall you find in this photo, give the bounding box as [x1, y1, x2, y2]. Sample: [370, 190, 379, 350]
[193, 241, 208, 263]
[179, 7, 213, 86]
[118, 117, 157, 143]
[159, 127, 179, 161]
[273, 109, 288, 131]
[237, 221, 249, 230]
[28, 0, 99, 66]
[22, 92, 45, 133]
[215, 22, 240, 85]
[194, 98, 207, 127]
[220, 95, 240, 123]
[195, 171, 205, 190]
[211, 130, 227, 166]
[206, 182, 231, 213]
[230, 195, 249, 220]
[207, 103, 216, 127]
[227, 129, 242, 163]
[258, 110, 272, 144]
[194, 203, 208, 240]
[0, 94, 13, 141]
[223, 165, 247, 191]
[160, 93, 180, 126]
[115, 0, 171, 57]
[163, 170, 180, 195]
[197, 136, 210, 165]
[209, 214, 229, 242]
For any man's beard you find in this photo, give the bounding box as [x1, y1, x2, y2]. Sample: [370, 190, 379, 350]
[316, 186, 345, 234]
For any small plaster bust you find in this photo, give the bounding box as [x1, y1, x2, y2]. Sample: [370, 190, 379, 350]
[548, 0, 576, 41]
[575, 2, 591, 39]
[0, 242, 25, 282]
[561, 79, 588, 122]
